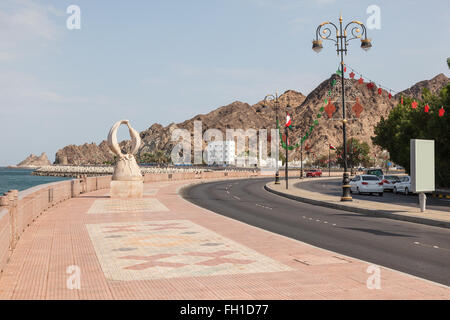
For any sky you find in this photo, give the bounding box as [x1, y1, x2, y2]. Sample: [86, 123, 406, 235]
[0, 0, 449, 165]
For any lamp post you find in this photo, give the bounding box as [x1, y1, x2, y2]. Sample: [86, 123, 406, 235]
[312, 14, 372, 202]
[264, 93, 280, 184]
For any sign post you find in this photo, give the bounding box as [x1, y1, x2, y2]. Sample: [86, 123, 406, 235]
[410, 139, 435, 212]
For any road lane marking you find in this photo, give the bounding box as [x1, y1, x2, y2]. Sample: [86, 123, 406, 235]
[255, 203, 273, 210]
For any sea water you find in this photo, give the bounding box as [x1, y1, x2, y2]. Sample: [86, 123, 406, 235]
[0, 167, 70, 195]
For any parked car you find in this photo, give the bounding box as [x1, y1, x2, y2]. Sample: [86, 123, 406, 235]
[393, 176, 411, 195]
[350, 175, 384, 196]
[306, 169, 322, 177]
[364, 168, 383, 178]
[380, 175, 401, 192]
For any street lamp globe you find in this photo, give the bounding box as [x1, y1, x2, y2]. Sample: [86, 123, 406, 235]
[361, 38, 372, 51]
[312, 40, 323, 53]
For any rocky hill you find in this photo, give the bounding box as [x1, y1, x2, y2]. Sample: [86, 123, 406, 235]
[16, 152, 52, 167]
[54, 73, 449, 165]
[396, 73, 449, 100]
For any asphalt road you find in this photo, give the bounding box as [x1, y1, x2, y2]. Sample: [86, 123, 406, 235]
[297, 178, 450, 212]
[182, 178, 450, 286]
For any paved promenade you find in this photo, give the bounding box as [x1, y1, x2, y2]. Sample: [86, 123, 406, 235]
[0, 179, 449, 299]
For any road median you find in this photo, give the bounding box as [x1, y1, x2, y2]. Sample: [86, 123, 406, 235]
[265, 178, 450, 229]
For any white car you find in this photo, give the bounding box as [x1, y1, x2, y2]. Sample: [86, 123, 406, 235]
[350, 175, 384, 196]
[380, 175, 401, 192]
[393, 176, 411, 195]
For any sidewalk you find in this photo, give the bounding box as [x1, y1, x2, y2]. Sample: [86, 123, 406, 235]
[266, 178, 450, 229]
[0, 178, 449, 299]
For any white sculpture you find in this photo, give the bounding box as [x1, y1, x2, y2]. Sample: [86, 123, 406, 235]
[107, 120, 143, 198]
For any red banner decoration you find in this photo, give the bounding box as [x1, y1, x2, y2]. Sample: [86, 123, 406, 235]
[352, 97, 363, 118]
[345, 64, 446, 116]
[324, 101, 336, 119]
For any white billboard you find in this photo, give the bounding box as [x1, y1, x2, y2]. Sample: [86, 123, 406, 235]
[410, 139, 435, 193]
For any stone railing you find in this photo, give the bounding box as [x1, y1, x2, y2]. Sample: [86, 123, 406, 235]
[0, 170, 263, 273]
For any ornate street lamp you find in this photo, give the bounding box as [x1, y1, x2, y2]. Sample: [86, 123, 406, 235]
[264, 93, 281, 184]
[312, 14, 372, 201]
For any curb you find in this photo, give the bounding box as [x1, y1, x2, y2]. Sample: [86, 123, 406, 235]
[264, 184, 450, 229]
[432, 193, 450, 199]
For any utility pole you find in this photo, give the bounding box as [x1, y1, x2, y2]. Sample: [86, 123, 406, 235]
[300, 142, 303, 179]
[312, 13, 372, 201]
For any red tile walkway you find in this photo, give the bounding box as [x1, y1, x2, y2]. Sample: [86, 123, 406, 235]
[0, 179, 449, 300]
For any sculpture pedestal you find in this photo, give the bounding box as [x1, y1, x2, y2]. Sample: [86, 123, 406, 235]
[110, 180, 143, 199]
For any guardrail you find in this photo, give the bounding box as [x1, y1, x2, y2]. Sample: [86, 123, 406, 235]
[0, 169, 263, 274]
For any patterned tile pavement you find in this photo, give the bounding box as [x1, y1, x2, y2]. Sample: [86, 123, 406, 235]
[87, 198, 169, 214]
[0, 178, 449, 300]
[87, 220, 291, 281]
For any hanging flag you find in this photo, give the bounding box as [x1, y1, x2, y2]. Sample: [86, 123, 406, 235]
[358, 77, 364, 84]
[329, 144, 336, 150]
[285, 112, 292, 128]
[412, 100, 418, 109]
[439, 106, 445, 117]
[424, 104, 430, 113]
[349, 72, 355, 79]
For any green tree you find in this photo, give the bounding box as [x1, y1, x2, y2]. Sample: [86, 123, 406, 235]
[372, 83, 449, 187]
[139, 151, 170, 164]
[335, 138, 371, 168]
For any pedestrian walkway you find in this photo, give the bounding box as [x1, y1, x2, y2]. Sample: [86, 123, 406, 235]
[266, 178, 450, 229]
[0, 179, 448, 299]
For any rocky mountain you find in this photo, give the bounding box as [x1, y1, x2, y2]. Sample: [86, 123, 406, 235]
[54, 73, 449, 165]
[17, 152, 52, 167]
[396, 73, 449, 100]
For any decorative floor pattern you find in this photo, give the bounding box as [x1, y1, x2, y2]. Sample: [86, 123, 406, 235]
[86, 220, 292, 281]
[87, 198, 169, 214]
[143, 189, 158, 196]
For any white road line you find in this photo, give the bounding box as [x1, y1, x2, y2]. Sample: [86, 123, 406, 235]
[233, 196, 240, 200]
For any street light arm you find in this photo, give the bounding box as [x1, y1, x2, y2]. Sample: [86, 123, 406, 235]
[315, 22, 339, 44]
[344, 21, 368, 43]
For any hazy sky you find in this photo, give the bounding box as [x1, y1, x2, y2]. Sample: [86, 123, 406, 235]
[1, 0, 449, 165]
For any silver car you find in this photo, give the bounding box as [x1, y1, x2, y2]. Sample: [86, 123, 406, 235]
[393, 176, 411, 195]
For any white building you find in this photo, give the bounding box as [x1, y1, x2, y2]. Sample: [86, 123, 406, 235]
[206, 141, 236, 165]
